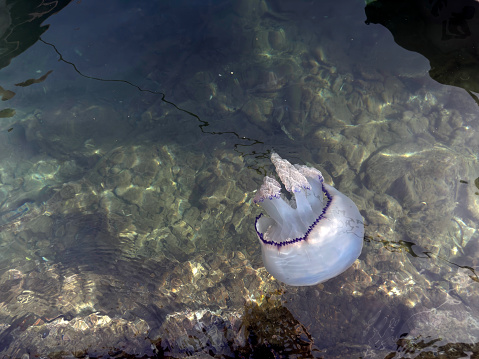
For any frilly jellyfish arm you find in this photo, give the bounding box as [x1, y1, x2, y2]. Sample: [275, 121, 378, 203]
[254, 153, 364, 286]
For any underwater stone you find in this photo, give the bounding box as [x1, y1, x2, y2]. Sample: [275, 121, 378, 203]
[106, 170, 132, 189]
[254, 153, 364, 286]
[268, 29, 287, 50]
[114, 185, 144, 206]
[132, 162, 158, 187]
[242, 98, 273, 130]
[59, 183, 80, 200]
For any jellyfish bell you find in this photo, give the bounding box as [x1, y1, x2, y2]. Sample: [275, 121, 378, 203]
[254, 153, 364, 286]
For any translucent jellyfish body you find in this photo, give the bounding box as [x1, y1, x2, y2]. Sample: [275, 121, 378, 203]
[254, 153, 364, 286]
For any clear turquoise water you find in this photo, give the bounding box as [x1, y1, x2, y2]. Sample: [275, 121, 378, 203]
[0, 0, 478, 358]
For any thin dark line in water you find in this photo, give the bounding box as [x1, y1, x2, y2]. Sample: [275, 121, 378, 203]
[38, 37, 264, 156]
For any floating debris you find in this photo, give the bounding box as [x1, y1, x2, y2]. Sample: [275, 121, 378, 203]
[15, 70, 53, 87]
[0, 108, 15, 118]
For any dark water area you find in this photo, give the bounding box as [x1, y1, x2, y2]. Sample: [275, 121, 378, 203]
[0, 0, 479, 358]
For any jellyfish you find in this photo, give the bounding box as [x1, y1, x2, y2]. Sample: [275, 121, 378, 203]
[253, 153, 364, 286]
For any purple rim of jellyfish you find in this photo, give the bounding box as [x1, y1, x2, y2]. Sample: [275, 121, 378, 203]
[255, 180, 333, 247]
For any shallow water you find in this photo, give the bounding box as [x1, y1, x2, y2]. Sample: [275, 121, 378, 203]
[0, 0, 479, 358]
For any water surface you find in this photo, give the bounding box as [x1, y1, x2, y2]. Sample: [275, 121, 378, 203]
[0, 0, 478, 358]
